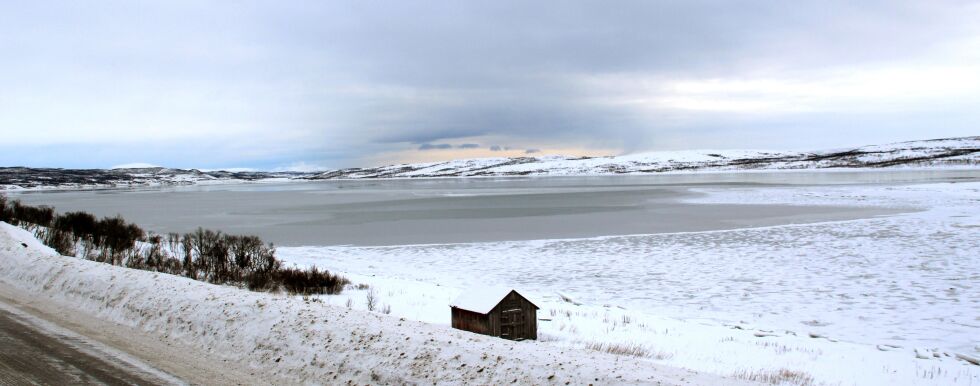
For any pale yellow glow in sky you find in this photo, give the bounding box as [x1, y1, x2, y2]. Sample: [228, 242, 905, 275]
[367, 146, 618, 167]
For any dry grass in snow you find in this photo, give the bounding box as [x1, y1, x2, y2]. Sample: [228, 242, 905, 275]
[732, 368, 816, 386]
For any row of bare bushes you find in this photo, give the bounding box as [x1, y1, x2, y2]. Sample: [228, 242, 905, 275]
[0, 194, 348, 295]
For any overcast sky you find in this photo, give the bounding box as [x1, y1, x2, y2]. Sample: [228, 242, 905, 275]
[1, 1, 978, 170]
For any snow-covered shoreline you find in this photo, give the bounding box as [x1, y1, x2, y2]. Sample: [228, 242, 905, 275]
[277, 181, 980, 385]
[0, 222, 752, 385]
[2, 166, 976, 194]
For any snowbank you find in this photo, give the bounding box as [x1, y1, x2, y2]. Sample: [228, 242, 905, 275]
[0, 222, 748, 385]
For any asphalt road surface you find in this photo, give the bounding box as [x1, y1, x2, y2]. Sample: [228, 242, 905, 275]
[0, 306, 175, 385]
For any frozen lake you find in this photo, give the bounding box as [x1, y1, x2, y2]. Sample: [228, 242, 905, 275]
[11, 170, 976, 246]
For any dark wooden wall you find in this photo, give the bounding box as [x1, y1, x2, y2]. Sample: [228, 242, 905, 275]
[451, 307, 490, 335]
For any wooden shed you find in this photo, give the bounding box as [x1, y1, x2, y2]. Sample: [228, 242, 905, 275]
[450, 287, 539, 341]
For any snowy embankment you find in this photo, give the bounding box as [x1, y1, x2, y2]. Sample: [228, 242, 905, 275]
[0, 222, 749, 385]
[278, 181, 980, 386]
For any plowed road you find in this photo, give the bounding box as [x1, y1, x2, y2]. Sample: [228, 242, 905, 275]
[0, 306, 176, 385]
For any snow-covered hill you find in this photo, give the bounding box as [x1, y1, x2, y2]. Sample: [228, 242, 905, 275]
[2, 136, 977, 190]
[314, 136, 979, 179]
[0, 167, 302, 191]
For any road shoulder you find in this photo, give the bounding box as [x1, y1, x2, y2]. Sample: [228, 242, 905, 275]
[0, 282, 278, 386]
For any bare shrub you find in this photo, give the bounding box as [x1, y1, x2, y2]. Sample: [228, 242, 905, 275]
[366, 289, 377, 311]
[11, 201, 54, 229]
[181, 234, 196, 279]
[0, 194, 8, 223]
[189, 228, 229, 283]
[277, 265, 349, 295]
[165, 232, 182, 259]
[142, 234, 163, 271]
[381, 304, 391, 315]
[43, 229, 75, 256]
[246, 270, 274, 291]
[88, 215, 144, 264]
[53, 211, 97, 243]
[155, 253, 184, 276]
[226, 235, 267, 276]
[7, 201, 349, 297]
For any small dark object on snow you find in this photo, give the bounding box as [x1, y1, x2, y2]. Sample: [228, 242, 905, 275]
[450, 288, 538, 341]
[20, 242, 27, 248]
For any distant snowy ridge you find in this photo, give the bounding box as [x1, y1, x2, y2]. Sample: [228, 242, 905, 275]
[0, 167, 303, 191]
[2, 136, 977, 190]
[314, 136, 979, 179]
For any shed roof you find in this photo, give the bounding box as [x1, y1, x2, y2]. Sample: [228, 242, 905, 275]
[450, 286, 539, 314]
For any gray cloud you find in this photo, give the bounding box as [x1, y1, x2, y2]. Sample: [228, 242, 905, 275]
[418, 143, 453, 151]
[294, 0, 980, 152]
[1, 1, 979, 168]
[457, 143, 480, 149]
[525, 148, 541, 154]
[489, 145, 503, 151]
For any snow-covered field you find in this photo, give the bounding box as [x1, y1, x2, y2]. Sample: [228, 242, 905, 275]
[278, 181, 980, 385]
[0, 222, 752, 385]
